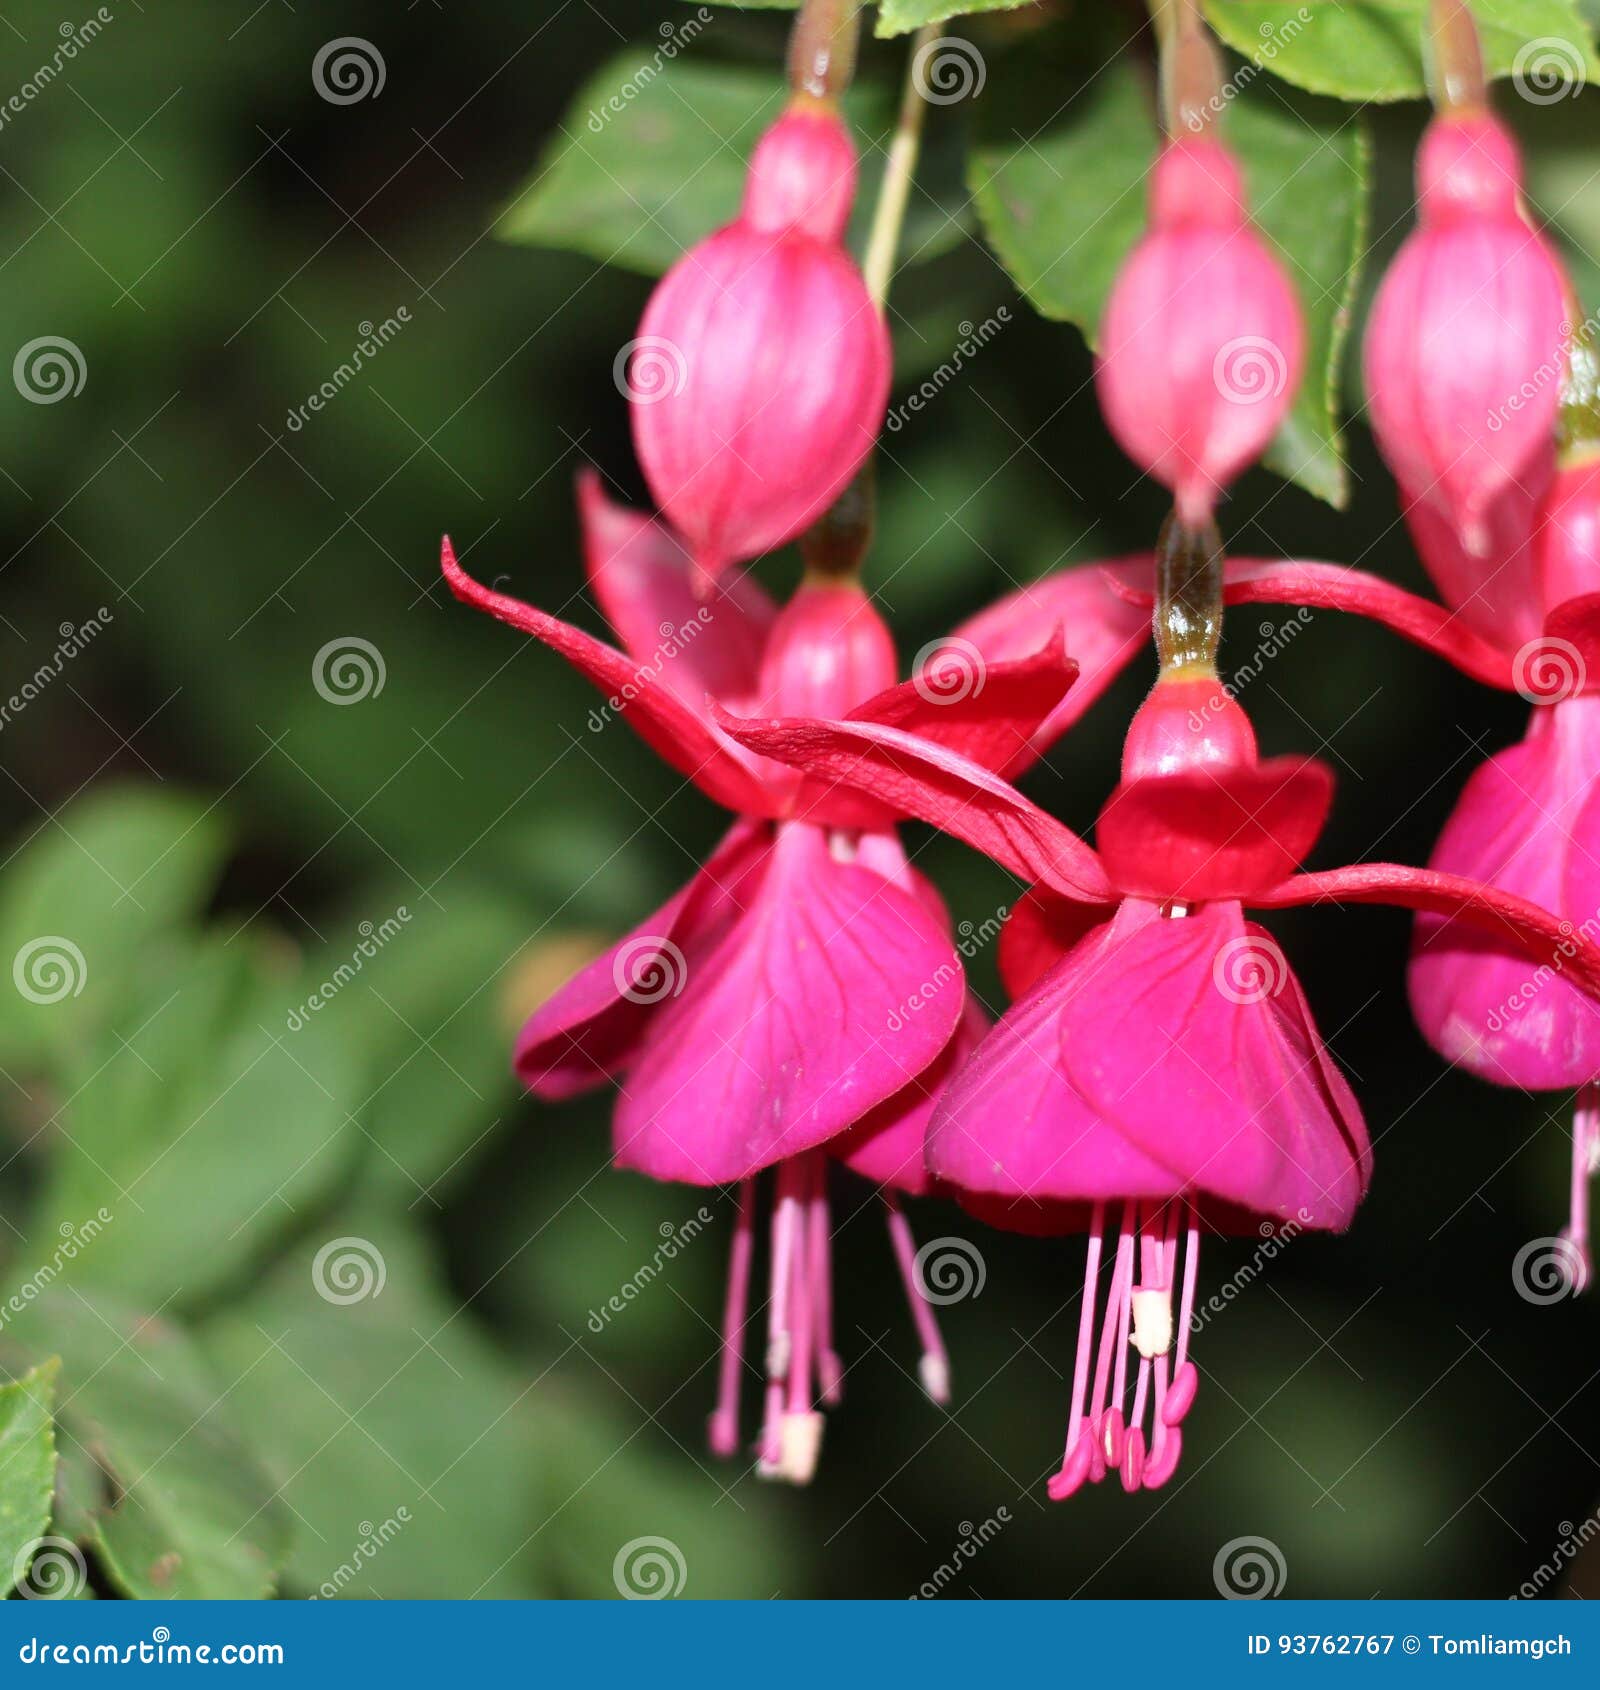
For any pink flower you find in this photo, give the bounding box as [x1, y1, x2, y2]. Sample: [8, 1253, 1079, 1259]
[630, 106, 890, 591]
[439, 474, 1076, 1478]
[717, 649, 1600, 1496]
[1363, 110, 1568, 566]
[1096, 136, 1303, 524]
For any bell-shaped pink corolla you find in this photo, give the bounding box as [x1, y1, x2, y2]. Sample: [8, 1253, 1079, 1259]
[439, 475, 1082, 1479]
[717, 662, 1600, 1496]
[630, 105, 890, 591]
[1096, 137, 1304, 524]
[1364, 110, 1568, 564]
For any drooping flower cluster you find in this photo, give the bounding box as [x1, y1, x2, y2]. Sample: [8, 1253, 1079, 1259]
[446, 0, 1600, 1501]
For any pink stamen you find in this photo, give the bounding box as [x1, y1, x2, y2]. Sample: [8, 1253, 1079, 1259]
[1560, 1083, 1599, 1294]
[759, 1163, 804, 1474]
[708, 1178, 757, 1459]
[810, 1163, 843, 1405]
[884, 1192, 952, 1403]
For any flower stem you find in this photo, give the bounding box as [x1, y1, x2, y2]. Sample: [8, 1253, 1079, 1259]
[1151, 0, 1222, 136]
[1153, 508, 1225, 677]
[1425, 0, 1487, 113]
[788, 0, 862, 105]
[863, 24, 938, 306]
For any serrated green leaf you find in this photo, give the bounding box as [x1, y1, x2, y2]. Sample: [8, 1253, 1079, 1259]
[1205, 0, 1599, 102]
[969, 57, 1368, 506]
[0, 785, 230, 1074]
[200, 1205, 543, 1598]
[498, 52, 969, 276]
[27, 933, 360, 1309]
[0, 1359, 59, 1596]
[0, 1292, 292, 1598]
[875, 0, 1035, 34]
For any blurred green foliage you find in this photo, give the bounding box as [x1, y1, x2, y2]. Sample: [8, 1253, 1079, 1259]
[0, 0, 1595, 1601]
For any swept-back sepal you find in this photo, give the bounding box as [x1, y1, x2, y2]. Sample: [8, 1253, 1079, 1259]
[713, 705, 1116, 904]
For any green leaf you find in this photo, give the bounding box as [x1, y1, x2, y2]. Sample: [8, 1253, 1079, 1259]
[0, 1359, 59, 1596]
[200, 1205, 544, 1598]
[969, 57, 1368, 506]
[0, 785, 230, 1074]
[498, 53, 969, 276]
[1204, 0, 1599, 102]
[27, 933, 360, 1310]
[875, 0, 1036, 34]
[0, 1291, 292, 1598]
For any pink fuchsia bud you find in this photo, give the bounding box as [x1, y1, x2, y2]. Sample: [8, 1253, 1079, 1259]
[630, 106, 890, 591]
[1096, 137, 1304, 524]
[1539, 454, 1600, 612]
[1363, 111, 1568, 559]
[755, 578, 897, 720]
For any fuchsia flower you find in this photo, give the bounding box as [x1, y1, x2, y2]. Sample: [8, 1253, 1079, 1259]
[1363, 107, 1568, 571]
[715, 643, 1600, 1496]
[1096, 134, 1303, 524]
[631, 104, 890, 591]
[440, 473, 1093, 1480]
